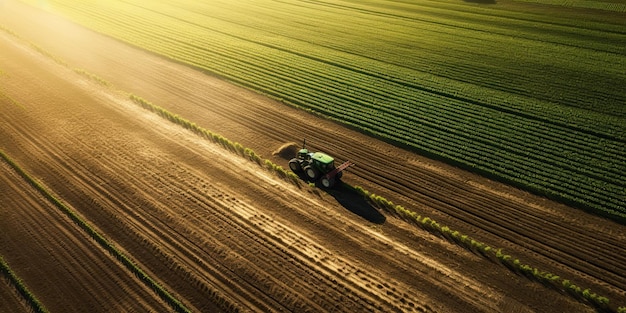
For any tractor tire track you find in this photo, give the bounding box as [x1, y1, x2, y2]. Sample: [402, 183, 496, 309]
[0, 31, 461, 312]
[0, 1, 618, 311]
[0, 159, 171, 313]
[113, 49, 626, 297]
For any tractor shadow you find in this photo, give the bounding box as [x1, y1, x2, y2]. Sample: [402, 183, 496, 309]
[274, 141, 385, 224]
[290, 171, 385, 224]
[323, 182, 386, 224]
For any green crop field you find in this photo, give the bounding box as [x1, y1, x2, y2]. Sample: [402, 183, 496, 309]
[21, 0, 626, 222]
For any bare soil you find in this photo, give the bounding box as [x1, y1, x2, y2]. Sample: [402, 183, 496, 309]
[0, 1, 624, 312]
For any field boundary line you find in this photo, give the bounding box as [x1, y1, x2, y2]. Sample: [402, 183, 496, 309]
[0, 150, 192, 313]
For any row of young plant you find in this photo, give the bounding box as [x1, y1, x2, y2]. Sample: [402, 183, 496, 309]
[49, 0, 626, 122]
[253, 71, 625, 217]
[228, 44, 626, 186]
[128, 61, 620, 312]
[139, 0, 626, 117]
[0, 254, 48, 313]
[10, 10, 626, 307]
[124, 93, 625, 312]
[0, 151, 192, 313]
[127, 94, 303, 187]
[269, 67, 625, 190]
[173, 35, 611, 190]
[129, 69, 608, 313]
[346, 186, 626, 313]
[33, 1, 626, 139]
[40, 0, 624, 146]
[81, 17, 626, 221]
[44, 33, 619, 308]
[4, 13, 625, 222]
[0, 23, 301, 193]
[170, 0, 626, 131]
[257, 65, 626, 219]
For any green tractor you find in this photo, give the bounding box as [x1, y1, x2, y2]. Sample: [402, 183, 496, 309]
[288, 139, 354, 188]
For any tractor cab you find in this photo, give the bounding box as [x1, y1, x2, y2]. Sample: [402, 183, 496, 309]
[297, 148, 310, 160]
[311, 152, 334, 172]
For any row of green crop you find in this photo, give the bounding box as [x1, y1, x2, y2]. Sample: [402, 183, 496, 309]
[179, 0, 626, 117]
[55, 47, 626, 311]
[123, 83, 625, 312]
[161, 27, 620, 174]
[262, 64, 625, 185]
[73, 68, 110, 87]
[128, 94, 304, 186]
[213, 37, 622, 216]
[125, 93, 625, 312]
[0, 151, 192, 313]
[34, 0, 626, 137]
[513, 0, 626, 12]
[348, 186, 626, 312]
[0, 254, 48, 313]
[45, 0, 624, 138]
[235, 65, 625, 217]
[83, 5, 624, 163]
[5, 20, 624, 312]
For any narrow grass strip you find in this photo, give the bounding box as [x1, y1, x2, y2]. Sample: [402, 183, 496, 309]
[2, 23, 296, 191]
[129, 94, 301, 187]
[347, 184, 619, 312]
[0, 254, 48, 313]
[126, 91, 621, 312]
[2, 24, 620, 311]
[0, 151, 191, 313]
[126, 91, 620, 311]
[73, 68, 110, 86]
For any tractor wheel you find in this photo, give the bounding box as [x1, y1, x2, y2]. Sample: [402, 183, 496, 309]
[288, 158, 302, 172]
[304, 166, 319, 180]
[336, 170, 343, 180]
[321, 176, 335, 188]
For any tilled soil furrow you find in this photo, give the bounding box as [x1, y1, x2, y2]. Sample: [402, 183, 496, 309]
[239, 179, 506, 312]
[0, 3, 620, 311]
[1, 56, 480, 310]
[348, 159, 626, 291]
[80, 123, 429, 312]
[11, 119, 277, 312]
[0, 161, 171, 313]
[205, 99, 626, 293]
[92, 53, 626, 298]
[0, 275, 31, 313]
[2, 75, 415, 310]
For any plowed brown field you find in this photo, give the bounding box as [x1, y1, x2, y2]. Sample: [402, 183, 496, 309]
[1, 1, 624, 312]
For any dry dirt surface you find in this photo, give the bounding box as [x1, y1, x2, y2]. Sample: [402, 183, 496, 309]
[1, 1, 625, 312]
